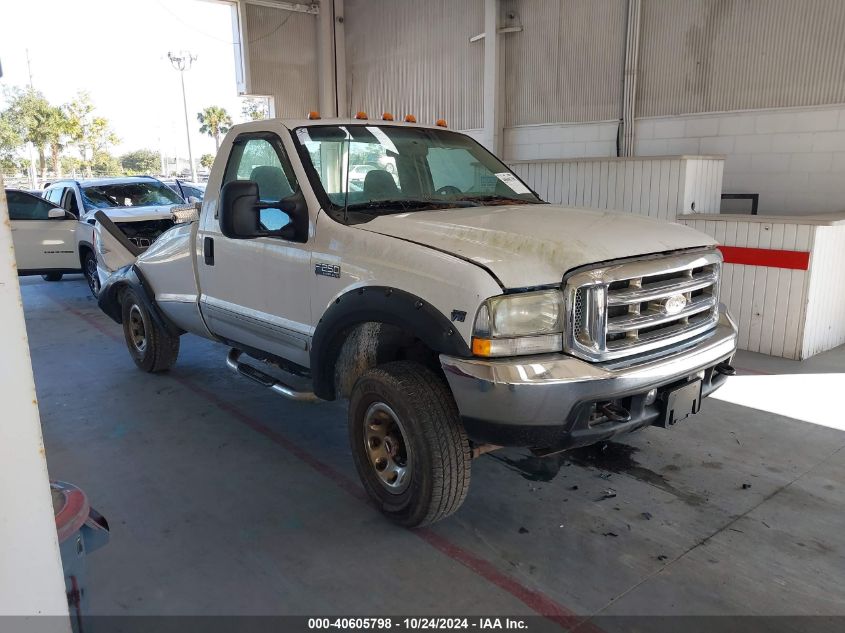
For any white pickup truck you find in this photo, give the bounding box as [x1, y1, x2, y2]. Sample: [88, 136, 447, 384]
[95, 118, 738, 526]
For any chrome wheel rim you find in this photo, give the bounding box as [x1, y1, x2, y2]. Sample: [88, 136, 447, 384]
[363, 402, 411, 494]
[85, 257, 100, 295]
[128, 304, 147, 353]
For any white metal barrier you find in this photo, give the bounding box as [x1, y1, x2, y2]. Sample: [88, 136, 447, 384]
[680, 213, 845, 360]
[509, 155, 724, 219]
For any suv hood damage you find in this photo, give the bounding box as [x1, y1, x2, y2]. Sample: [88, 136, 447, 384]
[94, 205, 176, 223]
[358, 204, 717, 288]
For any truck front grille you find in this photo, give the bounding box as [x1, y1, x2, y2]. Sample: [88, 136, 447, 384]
[564, 250, 722, 362]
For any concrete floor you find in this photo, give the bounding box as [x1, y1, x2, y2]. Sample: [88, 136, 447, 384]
[21, 275, 845, 622]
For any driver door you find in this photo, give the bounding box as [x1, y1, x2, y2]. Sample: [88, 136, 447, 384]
[197, 133, 313, 368]
[7, 190, 80, 274]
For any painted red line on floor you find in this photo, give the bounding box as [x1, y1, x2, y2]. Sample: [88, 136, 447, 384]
[717, 245, 810, 270]
[50, 296, 595, 629]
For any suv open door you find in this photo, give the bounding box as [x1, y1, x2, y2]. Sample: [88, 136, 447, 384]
[7, 189, 81, 279]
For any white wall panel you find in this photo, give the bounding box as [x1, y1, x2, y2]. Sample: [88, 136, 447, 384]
[509, 156, 723, 218]
[242, 3, 319, 118]
[802, 224, 845, 357]
[501, 0, 626, 126]
[343, 0, 483, 129]
[638, 0, 845, 117]
[680, 214, 845, 360]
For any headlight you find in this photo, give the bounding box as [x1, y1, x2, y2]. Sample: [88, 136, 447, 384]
[472, 289, 564, 357]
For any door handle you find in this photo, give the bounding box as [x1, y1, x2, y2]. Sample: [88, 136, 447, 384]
[203, 236, 214, 266]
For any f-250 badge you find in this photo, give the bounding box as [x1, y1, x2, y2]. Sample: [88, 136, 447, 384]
[315, 262, 341, 278]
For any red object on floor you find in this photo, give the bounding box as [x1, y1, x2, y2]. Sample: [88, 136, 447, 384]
[718, 245, 810, 270]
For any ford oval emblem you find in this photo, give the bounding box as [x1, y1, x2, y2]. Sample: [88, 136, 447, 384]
[664, 294, 688, 315]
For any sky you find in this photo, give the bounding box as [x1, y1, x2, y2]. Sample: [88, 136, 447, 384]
[0, 0, 246, 159]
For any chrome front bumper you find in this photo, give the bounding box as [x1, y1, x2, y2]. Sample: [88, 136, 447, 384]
[440, 306, 737, 448]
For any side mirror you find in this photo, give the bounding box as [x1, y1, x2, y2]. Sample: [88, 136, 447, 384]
[219, 180, 295, 240]
[187, 195, 201, 204]
[48, 208, 68, 219]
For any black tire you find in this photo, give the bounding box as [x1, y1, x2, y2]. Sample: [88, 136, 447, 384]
[349, 361, 471, 527]
[41, 273, 63, 282]
[120, 288, 180, 373]
[82, 250, 100, 297]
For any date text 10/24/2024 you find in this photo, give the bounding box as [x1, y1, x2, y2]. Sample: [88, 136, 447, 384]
[307, 618, 529, 630]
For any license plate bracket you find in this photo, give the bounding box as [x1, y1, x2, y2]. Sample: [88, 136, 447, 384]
[658, 379, 702, 428]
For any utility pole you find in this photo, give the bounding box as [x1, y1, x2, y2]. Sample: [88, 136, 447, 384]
[25, 49, 34, 89]
[168, 51, 198, 182]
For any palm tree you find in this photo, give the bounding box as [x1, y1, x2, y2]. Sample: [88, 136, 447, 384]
[197, 106, 232, 151]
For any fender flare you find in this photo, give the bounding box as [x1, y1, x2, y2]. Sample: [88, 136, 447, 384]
[97, 264, 183, 337]
[310, 286, 472, 400]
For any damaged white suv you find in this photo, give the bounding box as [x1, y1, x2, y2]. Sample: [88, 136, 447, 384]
[94, 118, 738, 527]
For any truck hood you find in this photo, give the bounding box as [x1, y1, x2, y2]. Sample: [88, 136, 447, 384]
[357, 204, 717, 288]
[87, 205, 175, 223]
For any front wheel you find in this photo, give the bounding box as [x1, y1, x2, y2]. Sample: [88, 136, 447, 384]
[349, 361, 471, 527]
[83, 250, 100, 297]
[42, 273, 63, 282]
[120, 289, 180, 373]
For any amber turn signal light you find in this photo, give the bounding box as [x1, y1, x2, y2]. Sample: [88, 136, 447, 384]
[403, 114, 417, 123]
[471, 337, 492, 357]
[355, 111, 368, 120]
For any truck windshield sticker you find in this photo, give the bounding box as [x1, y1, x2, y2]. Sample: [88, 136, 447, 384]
[494, 172, 531, 195]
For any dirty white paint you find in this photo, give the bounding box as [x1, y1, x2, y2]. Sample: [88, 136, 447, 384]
[681, 212, 845, 360]
[509, 155, 724, 219]
[0, 182, 71, 623]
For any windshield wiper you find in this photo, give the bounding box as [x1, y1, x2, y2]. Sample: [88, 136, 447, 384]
[346, 199, 464, 213]
[455, 194, 539, 205]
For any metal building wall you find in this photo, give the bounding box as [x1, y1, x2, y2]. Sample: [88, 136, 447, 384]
[243, 2, 319, 118]
[501, 0, 626, 127]
[343, 0, 484, 129]
[638, 0, 845, 117]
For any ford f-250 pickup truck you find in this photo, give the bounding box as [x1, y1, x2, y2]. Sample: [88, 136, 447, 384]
[95, 117, 738, 527]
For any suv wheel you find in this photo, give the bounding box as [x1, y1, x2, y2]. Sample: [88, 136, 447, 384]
[120, 288, 180, 372]
[42, 273, 63, 282]
[83, 251, 100, 297]
[349, 361, 471, 527]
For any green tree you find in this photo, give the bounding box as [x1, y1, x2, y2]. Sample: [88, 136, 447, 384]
[200, 153, 215, 169]
[3, 88, 54, 180]
[44, 106, 72, 178]
[91, 151, 124, 177]
[121, 149, 160, 174]
[0, 111, 22, 172]
[241, 97, 269, 121]
[66, 92, 119, 177]
[197, 106, 232, 151]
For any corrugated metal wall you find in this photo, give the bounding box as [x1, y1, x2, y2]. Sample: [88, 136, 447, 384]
[343, 0, 484, 129]
[510, 156, 723, 218]
[501, 0, 626, 126]
[244, 3, 319, 118]
[638, 0, 845, 117]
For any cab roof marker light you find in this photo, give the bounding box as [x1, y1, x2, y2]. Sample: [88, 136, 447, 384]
[355, 111, 368, 120]
[404, 114, 417, 123]
[381, 112, 394, 121]
[435, 119, 448, 127]
[307, 111, 321, 120]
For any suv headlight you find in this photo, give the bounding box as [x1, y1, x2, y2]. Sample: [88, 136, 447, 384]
[471, 289, 564, 357]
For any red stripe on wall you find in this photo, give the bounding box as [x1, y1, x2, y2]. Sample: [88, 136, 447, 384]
[717, 245, 810, 270]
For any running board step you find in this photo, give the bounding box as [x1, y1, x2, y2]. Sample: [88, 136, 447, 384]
[225, 349, 320, 402]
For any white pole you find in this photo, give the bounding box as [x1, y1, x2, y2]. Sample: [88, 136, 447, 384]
[482, 0, 503, 156]
[0, 180, 70, 629]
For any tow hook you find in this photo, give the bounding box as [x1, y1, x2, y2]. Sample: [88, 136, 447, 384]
[600, 402, 632, 423]
[715, 362, 737, 376]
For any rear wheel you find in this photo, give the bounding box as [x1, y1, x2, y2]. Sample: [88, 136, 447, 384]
[83, 250, 100, 297]
[41, 273, 63, 282]
[349, 361, 471, 527]
[120, 288, 180, 372]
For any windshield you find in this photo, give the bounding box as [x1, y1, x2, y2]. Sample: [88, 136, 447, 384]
[81, 180, 184, 210]
[292, 125, 542, 220]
